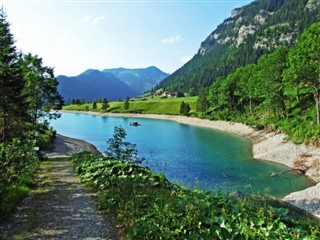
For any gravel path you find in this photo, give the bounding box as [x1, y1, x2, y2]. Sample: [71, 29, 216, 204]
[0, 136, 119, 240]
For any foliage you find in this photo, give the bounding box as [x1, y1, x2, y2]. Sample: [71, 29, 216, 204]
[205, 22, 320, 143]
[21, 53, 64, 126]
[0, 9, 28, 142]
[36, 122, 56, 151]
[92, 101, 97, 110]
[196, 88, 209, 115]
[105, 126, 143, 164]
[101, 98, 109, 112]
[285, 22, 320, 124]
[71, 152, 320, 239]
[180, 101, 191, 116]
[124, 96, 130, 111]
[0, 138, 39, 216]
[0, 9, 61, 216]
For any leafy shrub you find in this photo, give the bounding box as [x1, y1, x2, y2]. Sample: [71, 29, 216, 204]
[71, 152, 320, 239]
[36, 123, 56, 150]
[0, 138, 40, 217]
[105, 126, 144, 164]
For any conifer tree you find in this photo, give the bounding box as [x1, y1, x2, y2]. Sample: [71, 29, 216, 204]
[101, 98, 109, 112]
[286, 22, 320, 124]
[92, 101, 97, 110]
[0, 9, 27, 142]
[124, 97, 130, 111]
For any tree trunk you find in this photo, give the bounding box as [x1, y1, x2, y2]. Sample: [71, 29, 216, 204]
[314, 88, 320, 125]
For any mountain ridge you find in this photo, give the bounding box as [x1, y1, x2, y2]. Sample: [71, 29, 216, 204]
[57, 66, 168, 102]
[103, 66, 168, 94]
[57, 70, 139, 102]
[157, 0, 320, 94]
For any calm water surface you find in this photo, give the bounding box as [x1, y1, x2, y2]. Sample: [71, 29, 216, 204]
[50, 112, 314, 198]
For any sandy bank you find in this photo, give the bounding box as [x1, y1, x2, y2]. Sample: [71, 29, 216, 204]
[61, 110, 320, 218]
[41, 134, 100, 158]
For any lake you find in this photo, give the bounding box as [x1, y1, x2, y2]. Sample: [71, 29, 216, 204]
[50, 112, 314, 198]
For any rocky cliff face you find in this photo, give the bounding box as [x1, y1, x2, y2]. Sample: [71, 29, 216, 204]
[198, 0, 319, 55]
[306, 0, 320, 11]
[158, 0, 320, 93]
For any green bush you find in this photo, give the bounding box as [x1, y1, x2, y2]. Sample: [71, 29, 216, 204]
[36, 123, 56, 151]
[71, 152, 319, 239]
[0, 138, 40, 218]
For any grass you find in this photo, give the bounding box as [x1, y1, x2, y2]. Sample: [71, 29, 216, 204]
[63, 96, 198, 115]
[0, 185, 30, 215]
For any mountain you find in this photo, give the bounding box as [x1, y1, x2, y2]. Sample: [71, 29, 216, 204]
[57, 69, 139, 102]
[103, 66, 169, 94]
[157, 0, 320, 94]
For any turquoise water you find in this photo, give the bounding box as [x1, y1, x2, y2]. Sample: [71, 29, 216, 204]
[50, 112, 314, 198]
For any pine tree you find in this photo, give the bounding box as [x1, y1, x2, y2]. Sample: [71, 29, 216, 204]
[124, 97, 130, 111]
[101, 98, 109, 112]
[180, 101, 190, 116]
[196, 88, 209, 114]
[92, 101, 97, 110]
[0, 9, 27, 142]
[286, 22, 320, 124]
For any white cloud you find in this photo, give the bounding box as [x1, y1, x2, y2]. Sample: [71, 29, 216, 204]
[162, 35, 183, 44]
[181, 55, 192, 64]
[82, 15, 106, 25]
[92, 16, 105, 25]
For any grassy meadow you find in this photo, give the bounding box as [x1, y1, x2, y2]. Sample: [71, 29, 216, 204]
[63, 96, 198, 115]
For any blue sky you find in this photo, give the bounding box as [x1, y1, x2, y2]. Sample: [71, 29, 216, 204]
[1, 0, 252, 76]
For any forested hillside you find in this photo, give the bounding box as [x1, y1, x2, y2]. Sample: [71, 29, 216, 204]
[157, 0, 320, 94]
[0, 9, 63, 217]
[196, 22, 320, 143]
[57, 69, 139, 102]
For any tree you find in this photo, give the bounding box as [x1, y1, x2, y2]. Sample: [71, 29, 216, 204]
[101, 98, 109, 112]
[176, 91, 185, 98]
[255, 48, 289, 119]
[21, 53, 63, 126]
[105, 126, 142, 163]
[0, 9, 27, 142]
[286, 22, 320, 124]
[196, 88, 209, 114]
[235, 64, 259, 114]
[180, 101, 190, 116]
[92, 101, 97, 110]
[124, 97, 130, 111]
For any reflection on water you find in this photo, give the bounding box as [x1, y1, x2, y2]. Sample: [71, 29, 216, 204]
[50, 112, 314, 198]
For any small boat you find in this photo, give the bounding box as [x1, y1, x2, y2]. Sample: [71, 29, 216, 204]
[130, 122, 141, 126]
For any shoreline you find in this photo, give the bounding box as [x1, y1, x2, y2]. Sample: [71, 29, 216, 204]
[60, 110, 320, 218]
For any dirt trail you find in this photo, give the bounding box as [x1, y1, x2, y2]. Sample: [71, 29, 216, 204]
[0, 136, 119, 240]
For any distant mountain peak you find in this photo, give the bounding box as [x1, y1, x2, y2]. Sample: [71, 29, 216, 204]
[103, 66, 169, 93]
[80, 69, 100, 75]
